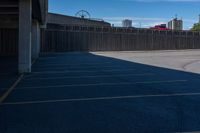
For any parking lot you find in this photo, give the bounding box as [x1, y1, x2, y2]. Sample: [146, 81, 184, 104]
[0, 50, 200, 133]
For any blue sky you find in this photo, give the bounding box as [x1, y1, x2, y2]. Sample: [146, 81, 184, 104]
[49, 0, 200, 30]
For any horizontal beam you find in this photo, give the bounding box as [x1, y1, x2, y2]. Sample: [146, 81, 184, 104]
[0, 12, 18, 15]
[0, 5, 18, 8]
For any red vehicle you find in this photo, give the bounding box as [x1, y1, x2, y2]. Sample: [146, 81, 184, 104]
[150, 24, 169, 30]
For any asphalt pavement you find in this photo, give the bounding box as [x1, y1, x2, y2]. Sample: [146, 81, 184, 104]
[1, 52, 200, 133]
[0, 57, 18, 97]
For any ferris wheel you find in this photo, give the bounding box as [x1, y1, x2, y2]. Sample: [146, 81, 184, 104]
[75, 10, 91, 19]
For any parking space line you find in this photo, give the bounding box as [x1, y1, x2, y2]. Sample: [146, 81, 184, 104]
[0, 74, 24, 103]
[33, 65, 124, 69]
[1, 92, 200, 106]
[34, 65, 128, 69]
[34, 62, 112, 67]
[31, 68, 137, 74]
[23, 73, 155, 80]
[16, 80, 187, 90]
[32, 68, 136, 72]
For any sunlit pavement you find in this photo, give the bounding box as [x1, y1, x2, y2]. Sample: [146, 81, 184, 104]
[93, 49, 200, 74]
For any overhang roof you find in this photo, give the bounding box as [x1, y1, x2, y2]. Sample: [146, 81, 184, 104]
[0, 0, 48, 25]
[32, 0, 48, 25]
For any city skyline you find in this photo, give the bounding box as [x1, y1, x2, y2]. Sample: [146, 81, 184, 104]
[49, 0, 200, 30]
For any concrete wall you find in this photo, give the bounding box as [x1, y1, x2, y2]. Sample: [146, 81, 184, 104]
[47, 13, 111, 28]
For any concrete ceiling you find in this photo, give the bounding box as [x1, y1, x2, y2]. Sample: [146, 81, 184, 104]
[0, 0, 48, 26]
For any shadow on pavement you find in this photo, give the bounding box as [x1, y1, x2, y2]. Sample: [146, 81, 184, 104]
[0, 52, 200, 133]
[0, 56, 18, 97]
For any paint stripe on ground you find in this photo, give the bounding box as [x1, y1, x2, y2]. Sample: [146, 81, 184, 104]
[1, 92, 200, 106]
[16, 80, 188, 90]
[0, 74, 24, 103]
[31, 68, 137, 74]
[23, 73, 155, 80]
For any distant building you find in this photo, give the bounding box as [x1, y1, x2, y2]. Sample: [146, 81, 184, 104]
[122, 19, 132, 27]
[168, 18, 183, 30]
[47, 13, 111, 30]
[150, 24, 169, 30]
[191, 15, 200, 30]
[194, 15, 200, 25]
[198, 14, 200, 23]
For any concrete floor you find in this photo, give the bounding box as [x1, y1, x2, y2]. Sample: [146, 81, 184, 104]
[93, 49, 200, 74]
[1, 52, 200, 133]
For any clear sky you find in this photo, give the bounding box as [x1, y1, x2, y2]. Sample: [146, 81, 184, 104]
[49, 0, 200, 30]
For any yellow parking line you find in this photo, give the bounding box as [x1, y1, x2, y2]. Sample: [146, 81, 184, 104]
[0, 74, 24, 103]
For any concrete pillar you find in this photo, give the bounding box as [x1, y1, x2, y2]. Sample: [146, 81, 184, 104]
[32, 20, 40, 59]
[18, 0, 32, 73]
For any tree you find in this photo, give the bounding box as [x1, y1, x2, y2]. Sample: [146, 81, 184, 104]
[191, 23, 200, 31]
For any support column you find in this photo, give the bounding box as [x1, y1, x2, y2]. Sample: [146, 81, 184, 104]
[32, 20, 40, 59]
[18, 0, 32, 73]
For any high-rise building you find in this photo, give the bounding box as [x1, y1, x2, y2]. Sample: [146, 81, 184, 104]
[199, 14, 200, 23]
[122, 19, 132, 27]
[191, 15, 200, 30]
[168, 18, 183, 30]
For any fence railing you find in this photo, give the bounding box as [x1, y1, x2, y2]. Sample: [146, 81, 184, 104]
[41, 27, 200, 52]
[0, 28, 18, 56]
[1, 27, 199, 55]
